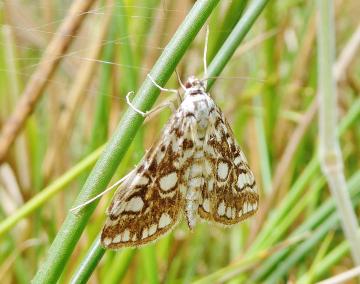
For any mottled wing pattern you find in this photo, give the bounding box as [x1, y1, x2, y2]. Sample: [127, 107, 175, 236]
[101, 78, 259, 248]
[101, 113, 194, 249]
[198, 107, 259, 225]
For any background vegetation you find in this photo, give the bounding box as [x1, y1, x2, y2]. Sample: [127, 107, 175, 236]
[0, 0, 359, 283]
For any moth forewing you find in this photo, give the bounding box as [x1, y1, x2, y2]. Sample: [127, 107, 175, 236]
[101, 76, 258, 249]
[101, 112, 188, 248]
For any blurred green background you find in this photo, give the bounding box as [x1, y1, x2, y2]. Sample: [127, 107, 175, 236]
[0, 0, 360, 283]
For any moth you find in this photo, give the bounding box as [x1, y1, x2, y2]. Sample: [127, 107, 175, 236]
[100, 26, 258, 248]
[101, 74, 259, 248]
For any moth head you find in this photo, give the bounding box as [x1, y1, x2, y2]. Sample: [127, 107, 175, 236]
[185, 76, 206, 93]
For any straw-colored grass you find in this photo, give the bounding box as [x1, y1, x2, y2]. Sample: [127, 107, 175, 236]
[0, 0, 359, 283]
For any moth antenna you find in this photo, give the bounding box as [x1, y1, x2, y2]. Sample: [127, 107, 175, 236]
[175, 69, 186, 92]
[70, 170, 135, 213]
[200, 76, 266, 84]
[203, 24, 210, 87]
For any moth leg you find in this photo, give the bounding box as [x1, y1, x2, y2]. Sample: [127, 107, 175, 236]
[143, 101, 177, 121]
[70, 169, 137, 213]
[126, 91, 176, 118]
[147, 74, 182, 102]
[126, 91, 146, 116]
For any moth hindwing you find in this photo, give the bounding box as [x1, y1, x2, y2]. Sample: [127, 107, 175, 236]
[101, 76, 259, 249]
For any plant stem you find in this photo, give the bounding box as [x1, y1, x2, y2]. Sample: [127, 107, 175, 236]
[69, 237, 105, 284]
[206, 0, 270, 89]
[317, 0, 360, 265]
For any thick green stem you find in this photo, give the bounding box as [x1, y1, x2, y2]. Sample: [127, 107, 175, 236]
[206, 0, 270, 89]
[69, 237, 105, 284]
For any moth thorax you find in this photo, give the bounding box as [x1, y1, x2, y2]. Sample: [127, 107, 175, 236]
[185, 76, 205, 92]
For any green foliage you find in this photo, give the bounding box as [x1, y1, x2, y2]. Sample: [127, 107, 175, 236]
[0, 0, 359, 283]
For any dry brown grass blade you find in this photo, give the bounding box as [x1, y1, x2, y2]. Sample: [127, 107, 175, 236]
[0, 0, 97, 163]
[2, 25, 31, 190]
[42, 0, 114, 182]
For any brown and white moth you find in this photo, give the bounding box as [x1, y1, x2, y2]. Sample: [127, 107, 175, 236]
[101, 74, 259, 249]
